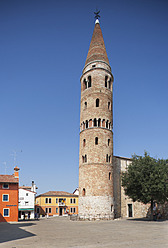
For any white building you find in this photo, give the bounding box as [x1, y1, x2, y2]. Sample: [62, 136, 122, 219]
[19, 181, 37, 220]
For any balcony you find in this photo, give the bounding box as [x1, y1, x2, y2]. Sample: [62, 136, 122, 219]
[58, 202, 65, 206]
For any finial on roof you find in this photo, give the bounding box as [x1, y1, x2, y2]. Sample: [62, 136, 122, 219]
[94, 10, 100, 23]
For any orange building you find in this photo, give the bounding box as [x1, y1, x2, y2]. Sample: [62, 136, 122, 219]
[35, 191, 78, 217]
[0, 167, 19, 222]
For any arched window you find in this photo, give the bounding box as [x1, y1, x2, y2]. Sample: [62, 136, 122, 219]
[98, 118, 101, 127]
[85, 155, 87, 163]
[83, 139, 86, 147]
[108, 78, 111, 90]
[94, 118, 97, 127]
[109, 155, 111, 163]
[88, 76, 91, 88]
[82, 156, 85, 163]
[102, 119, 105, 127]
[105, 76, 108, 88]
[83, 78, 87, 90]
[83, 122, 85, 129]
[109, 172, 112, 180]
[86, 120, 88, 128]
[106, 120, 109, 128]
[82, 188, 86, 196]
[84, 102, 87, 109]
[96, 98, 99, 107]
[108, 139, 110, 146]
[106, 154, 108, 162]
[108, 102, 110, 110]
[95, 137, 98, 145]
[89, 119, 92, 127]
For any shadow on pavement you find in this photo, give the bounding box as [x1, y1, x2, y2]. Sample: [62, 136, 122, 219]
[0, 221, 36, 244]
[127, 217, 167, 222]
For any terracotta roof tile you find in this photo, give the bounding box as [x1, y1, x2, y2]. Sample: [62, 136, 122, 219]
[37, 191, 78, 197]
[0, 175, 18, 183]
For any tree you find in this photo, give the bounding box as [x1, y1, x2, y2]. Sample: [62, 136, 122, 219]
[121, 152, 168, 218]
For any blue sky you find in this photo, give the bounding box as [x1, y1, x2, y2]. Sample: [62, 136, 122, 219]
[0, 0, 168, 194]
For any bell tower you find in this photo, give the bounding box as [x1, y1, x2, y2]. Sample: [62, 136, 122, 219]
[78, 16, 114, 219]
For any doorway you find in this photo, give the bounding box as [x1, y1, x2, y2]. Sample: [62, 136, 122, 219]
[59, 207, 63, 216]
[128, 204, 133, 217]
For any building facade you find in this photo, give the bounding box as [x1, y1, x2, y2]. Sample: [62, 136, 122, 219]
[35, 191, 78, 217]
[78, 19, 114, 220]
[0, 166, 19, 222]
[19, 181, 37, 220]
[113, 156, 151, 218]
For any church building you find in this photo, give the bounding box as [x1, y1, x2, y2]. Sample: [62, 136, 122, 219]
[78, 15, 155, 220]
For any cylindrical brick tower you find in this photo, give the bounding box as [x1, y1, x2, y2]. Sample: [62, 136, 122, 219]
[78, 19, 114, 220]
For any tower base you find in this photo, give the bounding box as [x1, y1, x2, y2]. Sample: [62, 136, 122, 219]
[78, 195, 114, 220]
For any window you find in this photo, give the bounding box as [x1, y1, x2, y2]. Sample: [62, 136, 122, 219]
[49, 208, 51, 213]
[108, 139, 110, 146]
[95, 137, 98, 145]
[26, 193, 28, 196]
[3, 183, 9, 189]
[3, 208, 9, 217]
[98, 118, 101, 127]
[45, 208, 48, 213]
[84, 102, 87, 109]
[56, 208, 58, 213]
[93, 118, 97, 127]
[70, 208, 76, 213]
[64, 208, 66, 213]
[108, 102, 110, 110]
[109, 155, 111, 163]
[45, 198, 48, 204]
[49, 198, 51, 204]
[85, 154, 87, 163]
[106, 154, 109, 162]
[82, 156, 85, 163]
[108, 78, 111, 90]
[106, 120, 109, 128]
[83, 78, 87, 90]
[70, 198, 76, 204]
[88, 76, 91, 88]
[56, 198, 58, 203]
[37, 208, 40, 214]
[3, 194, 9, 202]
[88, 119, 92, 127]
[96, 98, 99, 107]
[82, 188, 86, 196]
[83, 139, 86, 147]
[109, 172, 112, 180]
[105, 76, 108, 88]
[86, 120, 88, 128]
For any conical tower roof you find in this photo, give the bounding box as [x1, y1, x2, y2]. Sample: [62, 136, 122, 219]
[85, 20, 109, 66]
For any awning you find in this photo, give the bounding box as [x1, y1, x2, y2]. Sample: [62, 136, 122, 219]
[19, 208, 34, 211]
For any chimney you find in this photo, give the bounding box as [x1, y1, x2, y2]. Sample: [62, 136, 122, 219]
[14, 166, 20, 181]
[31, 180, 36, 192]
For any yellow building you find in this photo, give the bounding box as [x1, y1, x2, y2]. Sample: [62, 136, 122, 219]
[35, 191, 78, 216]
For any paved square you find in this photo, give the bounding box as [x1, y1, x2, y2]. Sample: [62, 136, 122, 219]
[0, 217, 168, 248]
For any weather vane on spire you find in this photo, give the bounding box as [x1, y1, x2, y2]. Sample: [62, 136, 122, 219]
[94, 10, 100, 21]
